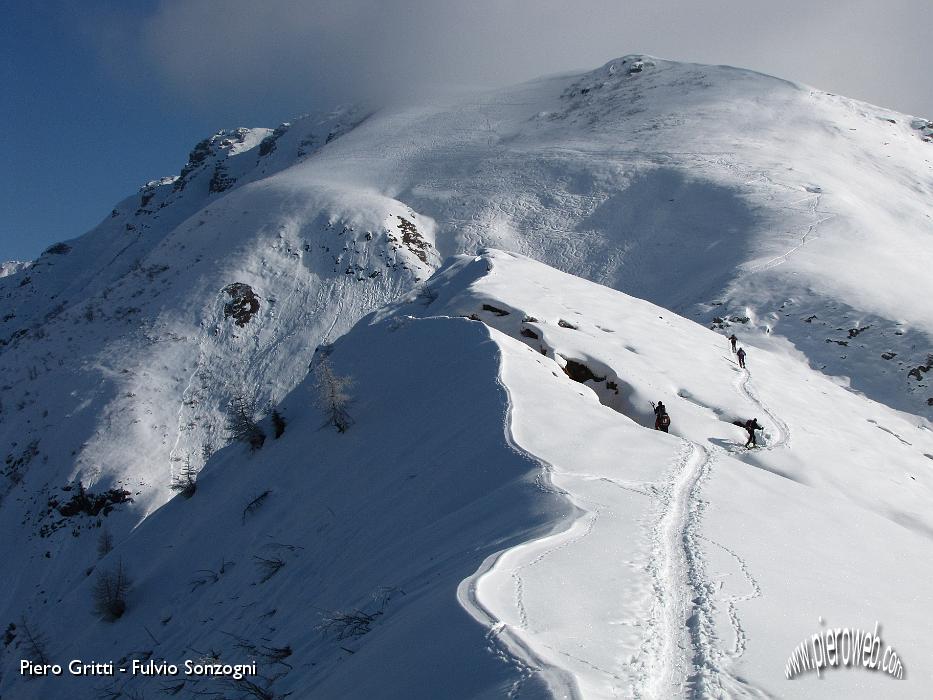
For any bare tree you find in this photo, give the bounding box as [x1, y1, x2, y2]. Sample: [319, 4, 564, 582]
[93, 559, 132, 621]
[318, 609, 381, 640]
[242, 490, 271, 524]
[19, 618, 50, 666]
[222, 677, 275, 700]
[97, 528, 113, 558]
[317, 587, 403, 642]
[253, 555, 286, 583]
[226, 394, 266, 450]
[270, 408, 286, 439]
[313, 357, 354, 432]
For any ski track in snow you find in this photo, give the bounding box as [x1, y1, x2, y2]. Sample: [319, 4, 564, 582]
[637, 441, 706, 699]
[742, 188, 836, 276]
[698, 535, 762, 661]
[666, 365, 786, 699]
[621, 362, 788, 699]
[511, 505, 601, 634]
[736, 368, 790, 451]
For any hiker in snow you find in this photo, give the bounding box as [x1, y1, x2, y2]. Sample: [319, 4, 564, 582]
[728, 334, 738, 353]
[736, 347, 747, 369]
[653, 401, 671, 433]
[742, 418, 763, 448]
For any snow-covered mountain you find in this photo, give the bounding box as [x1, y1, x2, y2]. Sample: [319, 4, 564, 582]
[2, 55, 932, 698]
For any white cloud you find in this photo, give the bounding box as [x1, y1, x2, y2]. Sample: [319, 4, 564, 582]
[98, 0, 932, 117]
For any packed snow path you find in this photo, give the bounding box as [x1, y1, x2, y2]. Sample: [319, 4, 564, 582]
[643, 364, 786, 700]
[644, 365, 787, 700]
[674, 365, 784, 700]
[644, 441, 708, 698]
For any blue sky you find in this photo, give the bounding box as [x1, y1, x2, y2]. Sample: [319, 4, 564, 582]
[2, 0, 931, 262]
[0, 2, 313, 261]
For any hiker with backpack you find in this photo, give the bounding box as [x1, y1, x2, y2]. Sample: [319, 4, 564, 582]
[742, 418, 763, 447]
[653, 401, 671, 433]
[728, 334, 738, 353]
[736, 347, 747, 369]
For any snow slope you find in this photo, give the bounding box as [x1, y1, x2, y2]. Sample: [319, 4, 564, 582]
[4, 249, 932, 699]
[2, 53, 933, 698]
